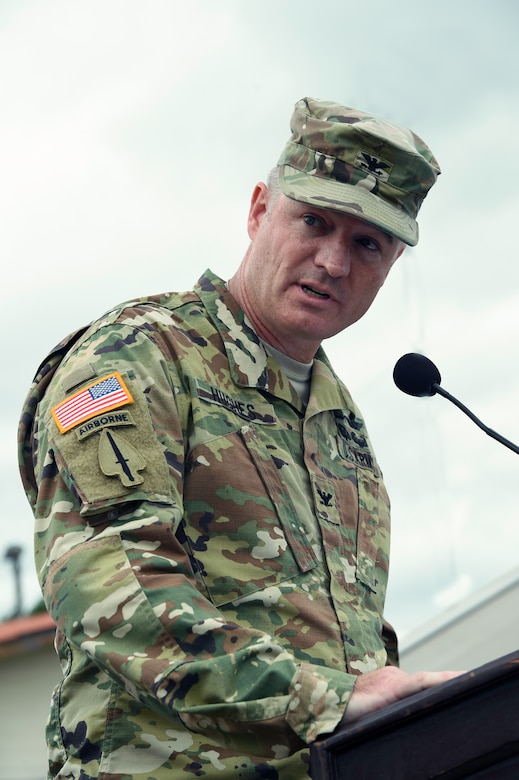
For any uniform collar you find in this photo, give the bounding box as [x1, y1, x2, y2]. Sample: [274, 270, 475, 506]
[195, 269, 270, 390]
[195, 269, 348, 415]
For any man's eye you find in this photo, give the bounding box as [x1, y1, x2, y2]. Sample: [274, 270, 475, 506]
[358, 236, 381, 251]
[303, 214, 324, 228]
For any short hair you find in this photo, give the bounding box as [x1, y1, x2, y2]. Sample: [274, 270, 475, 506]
[266, 167, 282, 214]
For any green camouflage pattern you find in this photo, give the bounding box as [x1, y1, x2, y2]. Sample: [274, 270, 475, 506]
[18, 270, 396, 779]
[278, 96, 440, 246]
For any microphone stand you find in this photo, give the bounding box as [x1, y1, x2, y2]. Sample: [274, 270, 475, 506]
[432, 383, 519, 455]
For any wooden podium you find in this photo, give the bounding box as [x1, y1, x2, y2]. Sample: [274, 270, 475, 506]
[310, 650, 519, 779]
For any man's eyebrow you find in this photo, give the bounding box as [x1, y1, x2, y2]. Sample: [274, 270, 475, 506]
[301, 201, 397, 243]
[369, 223, 395, 243]
[363, 224, 394, 243]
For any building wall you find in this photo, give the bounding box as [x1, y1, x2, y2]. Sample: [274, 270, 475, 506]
[400, 567, 519, 673]
[0, 643, 61, 780]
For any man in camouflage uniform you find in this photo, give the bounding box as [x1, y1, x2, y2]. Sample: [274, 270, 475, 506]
[19, 97, 458, 779]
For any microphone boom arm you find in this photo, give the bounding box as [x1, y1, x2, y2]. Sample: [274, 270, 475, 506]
[433, 383, 519, 455]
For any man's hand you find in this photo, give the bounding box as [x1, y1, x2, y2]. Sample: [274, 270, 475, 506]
[342, 666, 464, 724]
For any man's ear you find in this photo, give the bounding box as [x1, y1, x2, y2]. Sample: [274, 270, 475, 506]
[382, 242, 406, 284]
[247, 182, 269, 240]
[390, 242, 406, 270]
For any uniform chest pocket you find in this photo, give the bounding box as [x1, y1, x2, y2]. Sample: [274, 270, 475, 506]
[310, 468, 390, 595]
[182, 424, 317, 607]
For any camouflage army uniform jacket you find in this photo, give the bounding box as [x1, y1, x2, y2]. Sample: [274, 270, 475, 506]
[19, 269, 394, 779]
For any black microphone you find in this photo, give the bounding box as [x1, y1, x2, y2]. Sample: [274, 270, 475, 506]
[393, 352, 519, 455]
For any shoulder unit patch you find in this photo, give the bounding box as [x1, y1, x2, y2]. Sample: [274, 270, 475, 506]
[51, 372, 134, 434]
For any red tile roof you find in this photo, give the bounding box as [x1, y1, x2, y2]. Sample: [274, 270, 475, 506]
[0, 612, 56, 659]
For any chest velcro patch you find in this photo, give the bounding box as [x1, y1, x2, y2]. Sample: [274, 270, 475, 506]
[195, 378, 276, 424]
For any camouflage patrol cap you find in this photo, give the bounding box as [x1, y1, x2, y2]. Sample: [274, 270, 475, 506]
[277, 97, 440, 246]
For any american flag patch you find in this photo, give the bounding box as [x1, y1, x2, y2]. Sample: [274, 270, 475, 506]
[51, 372, 134, 433]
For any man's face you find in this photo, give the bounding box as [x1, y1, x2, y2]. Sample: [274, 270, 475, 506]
[234, 183, 405, 362]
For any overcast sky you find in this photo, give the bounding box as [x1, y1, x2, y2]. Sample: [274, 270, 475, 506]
[1, 0, 518, 647]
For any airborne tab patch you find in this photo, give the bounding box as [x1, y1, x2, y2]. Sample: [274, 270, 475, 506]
[51, 372, 134, 434]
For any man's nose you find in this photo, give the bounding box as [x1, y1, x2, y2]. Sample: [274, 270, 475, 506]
[314, 240, 352, 277]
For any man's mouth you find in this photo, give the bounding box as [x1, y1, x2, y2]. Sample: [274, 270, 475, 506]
[302, 284, 330, 299]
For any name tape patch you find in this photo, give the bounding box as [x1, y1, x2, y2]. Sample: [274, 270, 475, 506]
[52, 372, 134, 434]
[196, 379, 276, 424]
